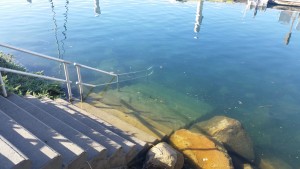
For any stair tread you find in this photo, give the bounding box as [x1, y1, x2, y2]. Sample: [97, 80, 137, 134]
[49, 97, 136, 152]
[0, 110, 62, 169]
[54, 98, 146, 162]
[74, 101, 159, 145]
[57, 98, 148, 149]
[0, 135, 31, 169]
[7, 94, 107, 165]
[24, 95, 126, 168]
[0, 96, 87, 169]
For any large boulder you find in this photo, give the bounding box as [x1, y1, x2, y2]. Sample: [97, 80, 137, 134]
[143, 142, 184, 169]
[190, 116, 255, 162]
[169, 129, 233, 169]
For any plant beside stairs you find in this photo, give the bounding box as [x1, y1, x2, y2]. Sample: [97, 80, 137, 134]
[0, 52, 64, 99]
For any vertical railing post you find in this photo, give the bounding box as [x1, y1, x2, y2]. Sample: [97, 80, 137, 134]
[74, 63, 84, 102]
[0, 71, 8, 97]
[146, 69, 149, 82]
[63, 62, 72, 101]
[116, 74, 120, 91]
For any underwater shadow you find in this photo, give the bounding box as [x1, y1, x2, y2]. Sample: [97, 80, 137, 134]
[119, 99, 166, 139]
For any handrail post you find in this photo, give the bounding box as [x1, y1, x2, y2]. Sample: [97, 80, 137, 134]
[146, 70, 149, 82]
[74, 63, 83, 102]
[0, 71, 8, 97]
[116, 75, 120, 91]
[63, 63, 72, 101]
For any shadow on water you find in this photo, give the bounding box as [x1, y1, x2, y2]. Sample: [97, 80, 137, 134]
[120, 99, 150, 114]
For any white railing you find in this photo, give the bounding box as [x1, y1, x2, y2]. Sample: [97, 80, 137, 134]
[0, 43, 153, 102]
[0, 43, 73, 101]
[0, 67, 72, 97]
[74, 63, 153, 101]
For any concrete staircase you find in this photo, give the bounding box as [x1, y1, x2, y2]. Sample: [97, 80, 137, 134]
[0, 94, 157, 169]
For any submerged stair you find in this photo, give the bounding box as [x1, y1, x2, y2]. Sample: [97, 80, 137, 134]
[0, 94, 154, 169]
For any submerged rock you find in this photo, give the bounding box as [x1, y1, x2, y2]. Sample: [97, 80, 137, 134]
[143, 142, 184, 169]
[169, 129, 233, 169]
[190, 116, 255, 162]
[230, 153, 255, 169]
[243, 163, 254, 169]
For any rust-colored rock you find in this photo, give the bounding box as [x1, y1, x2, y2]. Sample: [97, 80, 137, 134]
[190, 116, 255, 162]
[169, 129, 233, 169]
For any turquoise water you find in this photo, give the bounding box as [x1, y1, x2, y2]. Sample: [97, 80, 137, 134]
[1, 0, 300, 168]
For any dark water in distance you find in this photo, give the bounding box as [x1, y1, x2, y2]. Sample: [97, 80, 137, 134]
[1, 0, 300, 168]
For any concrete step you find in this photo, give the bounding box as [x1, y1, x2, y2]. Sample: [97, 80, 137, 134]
[55, 99, 149, 154]
[0, 96, 87, 169]
[7, 94, 108, 169]
[52, 98, 143, 163]
[0, 135, 31, 169]
[24, 95, 126, 168]
[74, 101, 159, 145]
[0, 110, 62, 169]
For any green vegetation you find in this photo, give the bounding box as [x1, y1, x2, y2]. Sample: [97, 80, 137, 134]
[0, 52, 64, 99]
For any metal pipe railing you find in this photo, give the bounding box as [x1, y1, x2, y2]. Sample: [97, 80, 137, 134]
[74, 63, 119, 101]
[74, 63, 117, 76]
[117, 66, 153, 76]
[75, 64, 84, 101]
[74, 64, 153, 101]
[0, 72, 8, 97]
[62, 63, 72, 101]
[0, 43, 154, 102]
[76, 81, 118, 88]
[0, 68, 70, 83]
[0, 43, 73, 101]
[0, 67, 72, 98]
[0, 43, 72, 64]
[117, 69, 148, 76]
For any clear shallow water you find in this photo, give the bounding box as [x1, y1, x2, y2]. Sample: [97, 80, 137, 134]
[1, 0, 300, 167]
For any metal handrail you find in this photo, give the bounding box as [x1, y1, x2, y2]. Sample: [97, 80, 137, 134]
[0, 43, 154, 102]
[74, 63, 117, 76]
[0, 43, 72, 64]
[0, 43, 73, 101]
[78, 81, 118, 88]
[0, 67, 70, 83]
[0, 67, 72, 97]
[74, 63, 153, 101]
[118, 69, 148, 76]
[117, 66, 153, 76]
[74, 62, 119, 101]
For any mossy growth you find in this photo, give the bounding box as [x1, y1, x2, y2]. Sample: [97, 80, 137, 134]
[0, 52, 64, 99]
